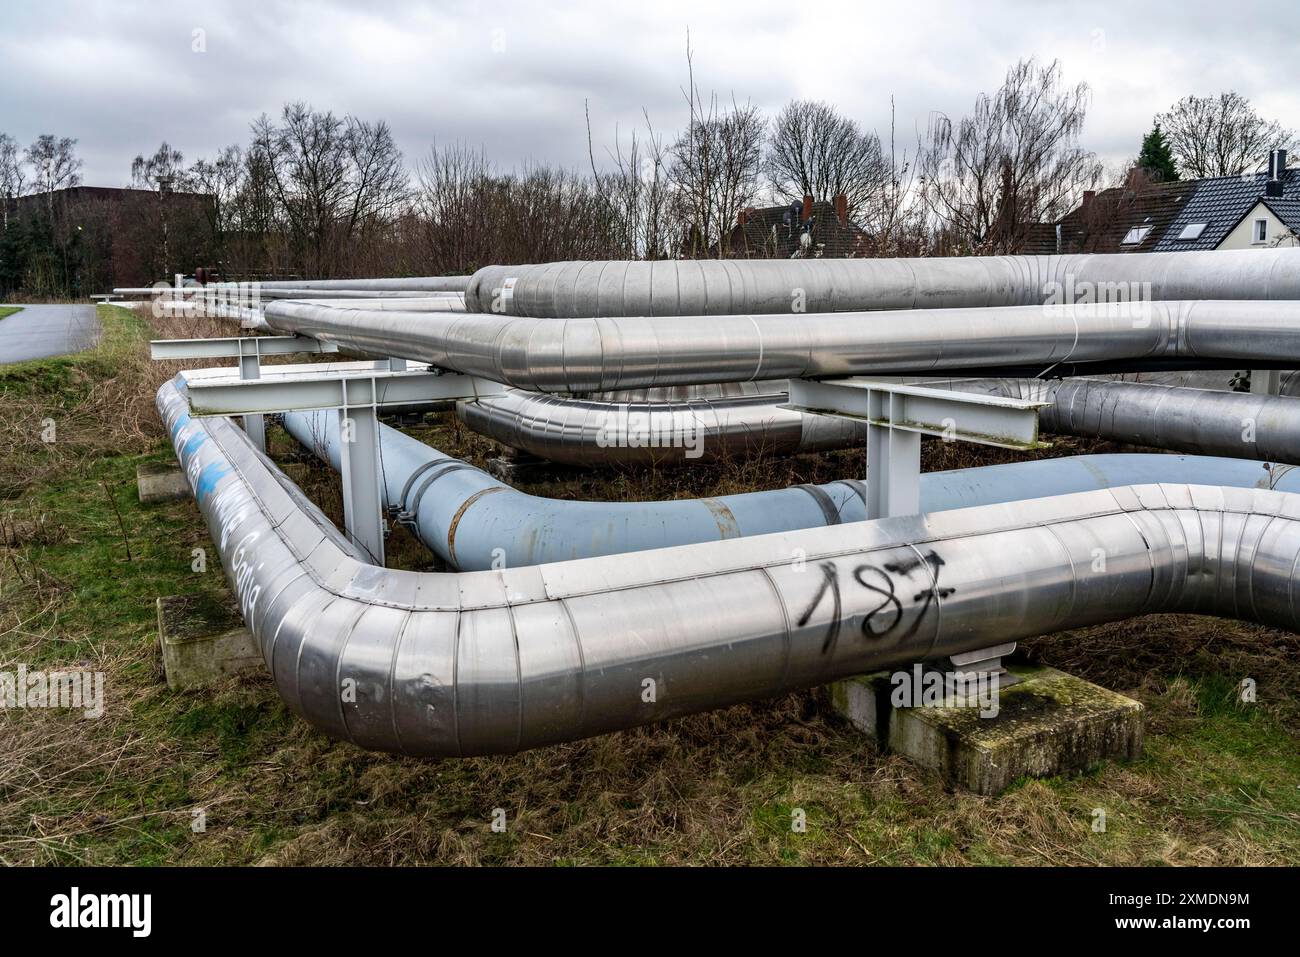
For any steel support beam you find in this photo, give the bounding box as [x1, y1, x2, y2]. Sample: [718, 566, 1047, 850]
[1252, 369, 1281, 396]
[149, 335, 338, 360]
[184, 369, 505, 416]
[179, 364, 503, 567]
[153, 335, 340, 452]
[238, 352, 266, 453]
[785, 377, 1048, 520]
[337, 405, 386, 565]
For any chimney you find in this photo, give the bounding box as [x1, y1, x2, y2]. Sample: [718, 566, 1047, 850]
[1081, 190, 1096, 210]
[1266, 148, 1288, 198]
[802, 194, 813, 223]
[833, 193, 848, 227]
[737, 208, 748, 227]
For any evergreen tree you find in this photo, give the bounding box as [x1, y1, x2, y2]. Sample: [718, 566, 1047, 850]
[1137, 123, 1180, 181]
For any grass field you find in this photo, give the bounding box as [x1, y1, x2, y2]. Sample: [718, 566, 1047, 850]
[0, 303, 1297, 865]
[0, 307, 22, 322]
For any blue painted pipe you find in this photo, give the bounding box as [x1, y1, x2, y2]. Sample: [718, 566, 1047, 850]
[283, 409, 1300, 571]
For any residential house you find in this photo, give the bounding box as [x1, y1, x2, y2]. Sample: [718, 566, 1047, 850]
[713, 194, 871, 258]
[1028, 149, 1297, 255]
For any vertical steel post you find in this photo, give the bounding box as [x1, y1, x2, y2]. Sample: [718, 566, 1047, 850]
[865, 388, 921, 520]
[237, 340, 266, 453]
[337, 401, 386, 565]
[1252, 369, 1281, 396]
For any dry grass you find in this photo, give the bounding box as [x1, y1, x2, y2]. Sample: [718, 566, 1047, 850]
[0, 304, 1297, 866]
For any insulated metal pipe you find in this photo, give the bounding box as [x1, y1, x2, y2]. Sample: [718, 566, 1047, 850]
[457, 375, 1300, 467]
[455, 385, 866, 465]
[160, 374, 1300, 757]
[251, 276, 470, 293]
[464, 248, 1300, 316]
[923, 377, 1300, 464]
[262, 299, 1300, 392]
[282, 404, 1300, 570]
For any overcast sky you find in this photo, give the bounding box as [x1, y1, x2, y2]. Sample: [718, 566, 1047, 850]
[3, 0, 1298, 188]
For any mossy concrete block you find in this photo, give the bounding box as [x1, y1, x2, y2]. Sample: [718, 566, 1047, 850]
[831, 664, 1144, 796]
[137, 462, 191, 504]
[157, 594, 263, 691]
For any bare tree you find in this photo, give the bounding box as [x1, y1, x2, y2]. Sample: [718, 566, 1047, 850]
[131, 141, 189, 192]
[131, 142, 193, 278]
[0, 133, 24, 231]
[919, 58, 1101, 254]
[25, 134, 82, 215]
[1157, 91, 1296, 178]
[586, 104, 674, 260]
[188, 145, 244, 270]
[664, 38, 766, 258]
[858, 98, 928, 256]
[766, 100, 886, 219]
[249, 103, 411, 276]
[341, 117, 409, 243]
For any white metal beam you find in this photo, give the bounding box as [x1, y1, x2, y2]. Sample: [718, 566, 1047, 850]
[785, 377, 1048, 451]
[185, 369, 505, 416]
[785, 377, 1048, 521]
[150, 335, 338, 360]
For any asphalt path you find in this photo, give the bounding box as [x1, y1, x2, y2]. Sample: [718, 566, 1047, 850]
[0, 304, 101, 364]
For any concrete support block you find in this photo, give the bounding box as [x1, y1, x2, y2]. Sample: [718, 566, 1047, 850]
[137, 462, 191, 504]
[831, 663, 1144, 796]
[486, 451, 563, 484]
[157, 595, 263, 691]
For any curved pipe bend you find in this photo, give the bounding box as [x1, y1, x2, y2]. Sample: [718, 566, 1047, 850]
[162, 374, 1300, 757]
[456, 374, 1300, 467]
[455, 387, 866, 465]
[283, 403, 1300, 570]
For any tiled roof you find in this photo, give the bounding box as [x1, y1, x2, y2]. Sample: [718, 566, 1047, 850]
[720, 200, 868, 258]
[1022, 181, 1193, 255]
[1153, 169, 1300, 251]
[1261, 195, 1300, 233]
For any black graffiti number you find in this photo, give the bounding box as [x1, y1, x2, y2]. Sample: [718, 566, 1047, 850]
[797, 561, 843, 655]
[853, 564, 904, 637]
[803, 551, 954, 656]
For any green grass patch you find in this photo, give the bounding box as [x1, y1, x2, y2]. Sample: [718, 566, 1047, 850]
[0, 306, 21, 322]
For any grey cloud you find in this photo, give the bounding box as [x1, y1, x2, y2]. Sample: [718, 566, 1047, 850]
[1, 0, 1296, 187]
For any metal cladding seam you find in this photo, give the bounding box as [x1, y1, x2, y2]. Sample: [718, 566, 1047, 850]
[462, 248, 1300, 316]
[160, 374, 1300, 757]
[281, 402, 1300, 570]
[260, 298, 1300, 392]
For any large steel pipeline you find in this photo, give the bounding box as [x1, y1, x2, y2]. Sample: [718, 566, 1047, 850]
[282, 403, 1299, 570]
[250, 276, 470, 293]
[455, 376, 1300, 467]
[464, 248, 1300, 316]
[262, 298, 1300, 392]
[921, 377, 1300, 464]
[159, 374, 1300, 757]
[455, 385, 866, 465]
